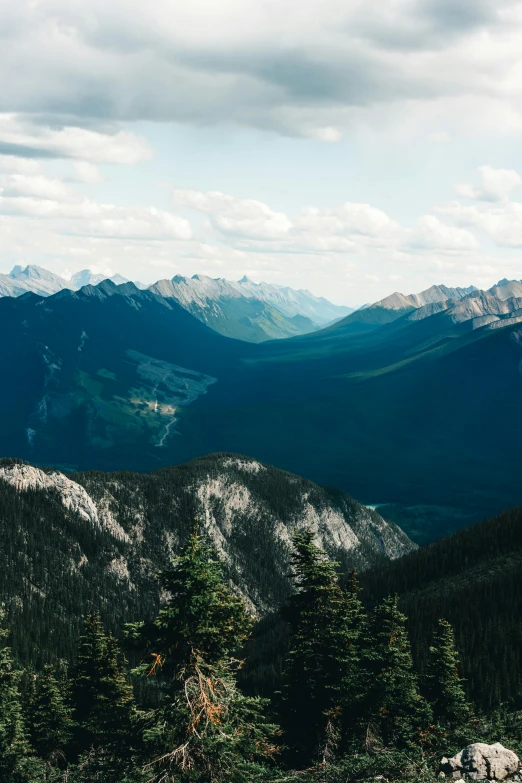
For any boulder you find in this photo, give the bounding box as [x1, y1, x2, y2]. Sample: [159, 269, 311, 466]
[441, 743, 520, 781]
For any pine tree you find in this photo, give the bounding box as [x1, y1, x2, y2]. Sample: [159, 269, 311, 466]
[70, 614, 139, 782]
[424, 619, 471, 732]
[0, 613, 44, 783]
[341, 570, 370, 740]
[365, 596, 431, 749]
[29, 664, 73, 774]
[132, 526, 279, 783]
[279, 530, 366, 767]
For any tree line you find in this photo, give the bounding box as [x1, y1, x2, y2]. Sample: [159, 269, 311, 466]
[1, 527, 519, 783]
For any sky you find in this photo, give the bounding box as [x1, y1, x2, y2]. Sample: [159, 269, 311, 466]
[2, 1, 522, 305]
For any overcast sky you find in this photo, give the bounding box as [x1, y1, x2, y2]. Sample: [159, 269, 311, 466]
[2, 0, 522, 304]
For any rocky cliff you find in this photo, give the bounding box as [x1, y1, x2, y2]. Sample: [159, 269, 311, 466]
[0, 452, 414, 665]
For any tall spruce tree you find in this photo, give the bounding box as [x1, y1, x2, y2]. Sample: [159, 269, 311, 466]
[0, 613, 44, 783]
[279, 530, 366, 767]
[29, 664, 73, 775]
[424, 619, 471, 732]
[70, 614, 139, 782]
[131, 526, 278, 783]
[366, 596, 431, 749]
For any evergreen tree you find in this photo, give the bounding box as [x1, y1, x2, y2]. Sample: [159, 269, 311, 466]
[0, 613, 44, 783]
[131, 526, 279, 782]
[365, 596, 431, 749]
[70, 614, 139, 782]
[29, 664, 73, 775]
[279, 530, 366, 766]
[424, 619, 471, 732]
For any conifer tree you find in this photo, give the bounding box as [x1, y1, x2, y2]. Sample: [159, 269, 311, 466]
[29, 664, 73, 775]
[366, 596, 431, 749]
[70, 614, 138, 782]
[0, 613, 44, 783]
[131, 526, 278, 783]
[279, 530, 366, 766]
[424, 619, 471, 731]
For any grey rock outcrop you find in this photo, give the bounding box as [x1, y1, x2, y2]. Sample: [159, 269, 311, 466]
[441, 743, 520, 781]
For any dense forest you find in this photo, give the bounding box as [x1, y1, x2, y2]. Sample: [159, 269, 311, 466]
[360, 506, 522, 709]
[239, 506, 522, 710]
[2, 526, 522, 783]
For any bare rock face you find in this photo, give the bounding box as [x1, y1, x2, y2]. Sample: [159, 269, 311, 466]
[441, 743, 520, 781]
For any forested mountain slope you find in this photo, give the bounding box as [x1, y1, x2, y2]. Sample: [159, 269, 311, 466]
[360, 506, 522, 708]
[0, 453, 413, 667]
[242, 506, 522, 711]
[149, 275, 319, 342]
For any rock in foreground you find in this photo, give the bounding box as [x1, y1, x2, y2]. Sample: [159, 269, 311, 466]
[441, 743, 520, 781]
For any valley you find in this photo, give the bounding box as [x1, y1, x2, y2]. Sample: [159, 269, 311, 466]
[2, 276, 522, 537]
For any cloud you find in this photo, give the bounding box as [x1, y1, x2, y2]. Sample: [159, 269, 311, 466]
[0, 115, 152, 164]
[1, 174, 73, 202]
[437, 199, 522, 247]
[0, 170, 192, 241]
[73, 161, 105, 184]
[171, 185, 479, 256]
[455, 165, 522, 202]
[1, 0, 522, 138]
[0, 196, 193, 240]
[0, 155, 44, 174]
[171, 188, 292, 239]
[409, 214, 479, 251]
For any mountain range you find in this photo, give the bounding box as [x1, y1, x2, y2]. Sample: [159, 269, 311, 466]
[0, 453, 413, 666]
[3, 274, 522, 540]
[0, 265, 353, 342]
[0, 264, 132, 298]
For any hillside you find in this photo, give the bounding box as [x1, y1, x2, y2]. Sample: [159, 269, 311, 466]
[149, 275, 320, 342]
[360, 506, 522, 709]
[0, 280, 252, 471]
[0, 453, 413, 667]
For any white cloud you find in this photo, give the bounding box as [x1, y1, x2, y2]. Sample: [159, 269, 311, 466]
[171, 186, 478, 258]
[455, 165, 522, 202]
[294, 203, 403, 244]
[0, 155, 43, 174]
[0, 114, 152, 164]
[439, 199, 522, 248]
[0, 169, 192, 242]
[0, 196, 192, 240]
[309, 127, 342, 142]
[1, 174, 73, 202]
[409, 215, 479, 252]
[171, 188, 292, 239]
[73, 161, 105, 184]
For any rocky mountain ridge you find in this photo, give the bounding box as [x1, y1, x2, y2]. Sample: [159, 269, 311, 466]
[0, 264, 132, 298]
[0, 453, 414, 665]
[330, 278, 522, 335]
[149, 275, 322, 342]
[0, 265, 352, 342]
